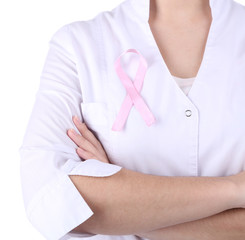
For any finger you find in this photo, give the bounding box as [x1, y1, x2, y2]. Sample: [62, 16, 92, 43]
[67, 128, 98, 155]
[72, 115, 103, 149]
[77, 147, 108, 163]
[76, 147, 95, 160]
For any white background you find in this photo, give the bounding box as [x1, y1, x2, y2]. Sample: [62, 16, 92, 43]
[0, 0, 244, 239]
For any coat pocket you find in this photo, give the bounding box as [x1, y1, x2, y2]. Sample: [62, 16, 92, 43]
[81, 102, 109, 127]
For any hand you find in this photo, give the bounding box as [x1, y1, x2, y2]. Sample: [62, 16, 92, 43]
[67, 115, 110, 164]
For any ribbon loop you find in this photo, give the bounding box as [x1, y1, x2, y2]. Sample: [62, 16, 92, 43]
[112, 49, 156, 131]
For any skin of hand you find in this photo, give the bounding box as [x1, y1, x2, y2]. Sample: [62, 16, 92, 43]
[68, 115, 110, 164]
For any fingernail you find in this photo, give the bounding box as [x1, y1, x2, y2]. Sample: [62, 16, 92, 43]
[74, 115, 81, 124]
[69, 128, 78, 135]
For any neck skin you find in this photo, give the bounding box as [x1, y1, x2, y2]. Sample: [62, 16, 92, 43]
[149, 0, 211, 22]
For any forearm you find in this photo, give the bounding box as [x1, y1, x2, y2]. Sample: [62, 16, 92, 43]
[69, 167, 241, 235]
[138, 208, 245, 240]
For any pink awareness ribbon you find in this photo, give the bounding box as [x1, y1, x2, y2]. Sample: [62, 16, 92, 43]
[111, 49, 156, 131]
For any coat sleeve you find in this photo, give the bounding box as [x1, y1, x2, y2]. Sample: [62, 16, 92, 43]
[19, 24, 122, 240]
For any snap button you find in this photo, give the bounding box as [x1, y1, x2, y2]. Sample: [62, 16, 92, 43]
[185, 110, 192, 117]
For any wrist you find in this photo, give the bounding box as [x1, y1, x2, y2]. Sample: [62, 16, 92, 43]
[226, 173, 244, 208]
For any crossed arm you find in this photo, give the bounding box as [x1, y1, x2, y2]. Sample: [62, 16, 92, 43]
[67, 116, 245, 239]
[138, 208, 245, 240]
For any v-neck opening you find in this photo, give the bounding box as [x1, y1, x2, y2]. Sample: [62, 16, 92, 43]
[143, 0, 217, 103]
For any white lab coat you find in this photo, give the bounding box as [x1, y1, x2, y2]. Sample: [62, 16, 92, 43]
[19, 0, 245, 239]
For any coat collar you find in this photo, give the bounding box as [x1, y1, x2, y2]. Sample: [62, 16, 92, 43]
[125, 0, 233, 44]
[112, 0, 235, 105]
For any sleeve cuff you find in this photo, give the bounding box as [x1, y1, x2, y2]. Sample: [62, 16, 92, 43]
[25, 160, 122, 240]
[62, 158, 122, 177]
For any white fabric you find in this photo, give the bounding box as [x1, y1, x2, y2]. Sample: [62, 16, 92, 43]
[19, 0, 245, 239]
[172, 75, 196, 95]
